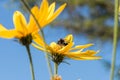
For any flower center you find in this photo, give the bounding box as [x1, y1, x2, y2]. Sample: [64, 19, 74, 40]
[51, 53, 64, 65]
[19, 34, 32, 46]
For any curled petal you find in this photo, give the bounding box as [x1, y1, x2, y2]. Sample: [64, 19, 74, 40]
[64, 34, 73, 43]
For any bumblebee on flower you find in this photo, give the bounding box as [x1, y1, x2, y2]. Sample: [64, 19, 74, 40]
[32, 34, 101, 65]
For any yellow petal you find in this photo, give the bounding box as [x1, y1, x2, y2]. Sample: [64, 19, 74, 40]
[13, 11, 27, 34]
[46, 3, 66, 25]
[0, 24, 7, 31]
[64, 34, 73, 43]
[80, 56, 101, 60]
[0, 29, 17, 39]
[58, 42, 74, 54]
[81, 50, 100, 56]
[39, 0, 49, 27]
[32, 32, 45, 47]
[68, 55, 101, 60]
[32, 42, 51, 53]
[27, 6, 39, 33]
[32, 43, 47, 52]
[66, 50, 101, 60]
[50, 42, 61, 52]
[41, 2, 56, 27]
[68, 50, 99, 56]
[71, 43, 94, 50]
[47, 2, 55, 20]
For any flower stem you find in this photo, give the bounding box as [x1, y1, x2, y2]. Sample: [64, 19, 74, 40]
[54, 63, 58, 75]
[25, 45, 35, 80]
[110, 0, 119, 80]
[20, 0, 53, 77]
[45, 54, 53, 77]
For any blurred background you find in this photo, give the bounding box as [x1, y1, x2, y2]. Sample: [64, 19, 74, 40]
[0, 0, 120, 80]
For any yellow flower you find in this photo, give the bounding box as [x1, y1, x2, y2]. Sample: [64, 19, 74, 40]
[0, 0, 66, 45]
[0, 11, 38, 45]
[30, 0, 66, 28]
[32, 34, 101, 64]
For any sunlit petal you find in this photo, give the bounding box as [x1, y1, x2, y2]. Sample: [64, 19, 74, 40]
[47, 2, 55, 20]
[68, 50, 98, 56]
[58, 42, 74, 54]
[50, 42, 61, 52]
[71, 43, 94, 50]
[66, 50, 101, 60]
[67, 55, 101, 60]
[80, 56, 101, 60]
[64, 34, 73, 43]
[32, 32, 45, 47]
[32, 43, 46, 51]
[0, 24, 7, 31]
[39, 0, 49, 27]
[13, 11, 27, 34]
[27, 6, 39, 33]
[46, 3, 66, 25]
[80, 50, 100, 56]
[0, 29, 17, 39]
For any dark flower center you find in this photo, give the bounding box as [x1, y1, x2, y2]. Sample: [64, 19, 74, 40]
[19, 34, 32, 46]
[51, 53, 64, 65]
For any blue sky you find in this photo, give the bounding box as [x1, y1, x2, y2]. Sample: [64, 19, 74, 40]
[0, 1, 120, 80]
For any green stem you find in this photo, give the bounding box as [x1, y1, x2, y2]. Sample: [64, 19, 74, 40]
[25, 45, 35, 80]
[110, 0, 119, 80]
[45, 54, 53, 77]
[20, 0, 53, 77]
[54, 63, 58, 75]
